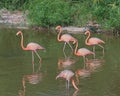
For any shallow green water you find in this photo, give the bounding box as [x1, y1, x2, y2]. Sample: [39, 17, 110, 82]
[0, 28, 120, 96]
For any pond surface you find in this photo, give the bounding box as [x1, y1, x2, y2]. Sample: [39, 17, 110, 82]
[0, 28, 120, 96]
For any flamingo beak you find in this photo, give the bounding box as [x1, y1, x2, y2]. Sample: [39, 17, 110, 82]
[16, 32, 19, 36]
[85, 32, 87, 35]
[56, 75, 59, 80]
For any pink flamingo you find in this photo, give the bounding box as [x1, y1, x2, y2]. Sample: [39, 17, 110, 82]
[74, 42, 95, 67]
[16, 31, 45, 71]
[55, 26, 78, 53]
[85, 30, 105, 56]
[56, 70, 79, 90]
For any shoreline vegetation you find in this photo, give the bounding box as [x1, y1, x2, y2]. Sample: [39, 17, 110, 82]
[0, 8, 102, 34]
[0, 0, 120, 36]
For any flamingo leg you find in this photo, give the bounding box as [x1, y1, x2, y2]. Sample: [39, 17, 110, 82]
[67, 80, 70, 90]
[67, 42, 73, 52]
[83, 56, 86, 68]
[34, 51, 42, 64]
[93, 46, 96, 59]
[63, 42, 67, 53]
[75, 73, 80, 84]
[66, 81, 70, 96]
[93, 46, 95, 53]
[63, 51, 67, 58]
[32, 51, 34, 64]
[66, 80, 68, 89]
[32, 51, 35, 72]
[37, 62, 42, 72]
[98, 44, 104, 56]
[63, 42, 67, 58]
[93, 53, 96, 59]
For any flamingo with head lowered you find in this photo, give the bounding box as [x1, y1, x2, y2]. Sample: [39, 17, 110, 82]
[85, 30, 105, 56]
[55, 26, 78, 53]
[56, 69, 79, 90]
[16, 31, 45, 71]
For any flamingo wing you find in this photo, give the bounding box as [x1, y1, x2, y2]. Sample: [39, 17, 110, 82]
[77, 48, 94, 56]
[61, 34, 75, 42]
[56, 70, 74, 81]
[26, 42, 45, 51]
[89, 37, 105, 45]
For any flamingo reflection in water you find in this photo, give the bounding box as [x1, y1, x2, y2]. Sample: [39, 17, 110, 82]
[66, 89, 79, 96]
[75, 68, 91, 84]
[56, 70, 79, 90]
[18, 64, 44, 96]
[85, 58, 104, 72]
[18, 72, 43, 96]
[72, 90, 79, 96]
[58, 57, 77, 70]
[57, 47, 78, 70]
[75, 58, 104, 84]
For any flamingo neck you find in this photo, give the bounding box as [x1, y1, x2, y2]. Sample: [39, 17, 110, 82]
[74, 42, 78, 55]
[71, 79, 79, 90]
[20, 32, 27, 50]
[57, 28, 62, 41]
[85, 31, 91, 45]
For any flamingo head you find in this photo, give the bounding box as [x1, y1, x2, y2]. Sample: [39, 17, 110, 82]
[55, 25, 62, 31]
[16, 31, 22, 36]
[85, 30, 90, 35]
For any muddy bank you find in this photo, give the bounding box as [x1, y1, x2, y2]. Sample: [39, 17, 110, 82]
[0, 8, 28, 29]
[0, 9, 103, 34]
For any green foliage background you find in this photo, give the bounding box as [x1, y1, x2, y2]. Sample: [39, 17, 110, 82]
[0, 0, 120, 30]
[27, 0, 72, 27]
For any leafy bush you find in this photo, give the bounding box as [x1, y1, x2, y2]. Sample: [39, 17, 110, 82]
[27, 0, 73, 27]
[90, 0, 120, 29]
[105, 1, 120, 29]
[0, 0, 28, 10]
[70, 1, 93, 26]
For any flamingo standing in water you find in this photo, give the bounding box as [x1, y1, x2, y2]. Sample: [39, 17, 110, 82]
[85, 30, 105, 56]
[16, 31, 45, 71]
[56, 70, 79, 90]
[55, 26, 78, 53]
[74, 42, 95, 67]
